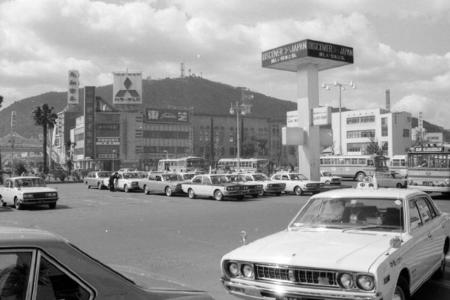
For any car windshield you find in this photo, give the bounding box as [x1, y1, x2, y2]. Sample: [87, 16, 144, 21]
[181, 173, 195, 180]
[289, 197, 404, 232]
[211, 175, 230, 184]
[123, 173, 139, 179]
[98, 172, 110, 177]
[162, 174, 183, 181]
[15, 178, 46, 187]
[253, 174, 268, 181]
[289, 174, 308, 180]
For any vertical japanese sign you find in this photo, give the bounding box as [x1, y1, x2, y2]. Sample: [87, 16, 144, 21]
[68, 70, 80, 104]
[84, 86, 95, 159]
[113, 72, 142, 104]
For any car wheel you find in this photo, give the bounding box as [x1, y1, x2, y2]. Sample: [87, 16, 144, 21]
[87, 184, 91, 189]
[433, 239, 449, 279]
[276, 192, 282, 196]
[258, 190, 264, 196]
[0, 196, 6, 207]
[252, 193, 258, 198]
[165, 187, 173, 197]
[396, 183, 403, 189]
[124, 185, 129, 193]
[294, 186, 303, 196]
[188, 189, 196, 199]
[393, 277, 410, 300]
[325, 180, 330, 185]
[144, 185, 150, 195]
[214, 190, 223, 201]
[14, 198, 23, 210]
[355, 172, 366, 182]
[236, 195, 244, 200]
[48, 203, 56, 209]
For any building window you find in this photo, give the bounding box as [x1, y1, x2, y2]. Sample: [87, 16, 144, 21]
[403, 129, 410, 138]
[381, 117, 388, 137]
[346, 115, 375, 124]
[347, 130, 375, 139]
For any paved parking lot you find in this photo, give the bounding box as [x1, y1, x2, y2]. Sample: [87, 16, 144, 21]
[1, 183, 449, 300]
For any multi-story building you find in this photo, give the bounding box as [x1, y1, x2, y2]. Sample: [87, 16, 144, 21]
[332, 108, 412, 157]
[0, 133, 43, 170]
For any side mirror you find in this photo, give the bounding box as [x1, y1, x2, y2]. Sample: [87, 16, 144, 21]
[390, 236, 402, 249]
[240, 230, 247, 245]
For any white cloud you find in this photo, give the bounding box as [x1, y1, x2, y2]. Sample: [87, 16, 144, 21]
[0, 0, 449, 129]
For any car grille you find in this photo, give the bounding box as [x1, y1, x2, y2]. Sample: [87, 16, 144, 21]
[306, 183, 320, 189]
[255, 265, 339, 287]
[32, 193, 49, 199]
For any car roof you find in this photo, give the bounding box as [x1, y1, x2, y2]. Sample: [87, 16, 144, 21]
[0, 226, 67, 246]
[312, 187, 427, 200]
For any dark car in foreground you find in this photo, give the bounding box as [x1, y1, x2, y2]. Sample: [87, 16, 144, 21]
[0, 226, 214, 300]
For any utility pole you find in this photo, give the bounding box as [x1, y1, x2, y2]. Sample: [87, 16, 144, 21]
[10, 111, 17, 176]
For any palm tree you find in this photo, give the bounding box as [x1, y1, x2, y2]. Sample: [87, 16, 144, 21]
[32, 104, 57, 174]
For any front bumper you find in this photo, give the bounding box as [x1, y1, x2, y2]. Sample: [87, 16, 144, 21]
[22, 198, 58, 205]
[222, 278, 382, 300]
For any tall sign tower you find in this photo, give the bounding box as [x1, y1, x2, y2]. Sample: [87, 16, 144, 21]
[262, 39, 354, 180]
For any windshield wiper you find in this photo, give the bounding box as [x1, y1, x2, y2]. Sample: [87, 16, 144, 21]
[342, 225, 401, 232]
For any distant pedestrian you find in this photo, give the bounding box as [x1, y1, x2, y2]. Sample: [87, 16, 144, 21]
[109, 173, 117, 192]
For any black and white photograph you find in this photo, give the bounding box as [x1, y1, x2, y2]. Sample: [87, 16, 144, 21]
[0, 1, 450, 299]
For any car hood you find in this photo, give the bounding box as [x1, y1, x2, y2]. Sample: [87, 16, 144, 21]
[18, 187, 57, 193]
[110, 264, 213, 299]
[223, 228, 394, 272]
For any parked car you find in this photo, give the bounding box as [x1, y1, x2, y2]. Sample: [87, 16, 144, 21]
[181, 174, 246, 201]
[225, 174, 264, 198]
[0, 176, 58, 209]
[139, 173, 186, 196]
[320, 171, 342, 185]
[0, 226, 214, 300]
[371, 172, 408, 188]
[241, 173, 286, 196]
[84, 171, 111, 189]
[270, 172, 321, 195]
[115, 172, 142, 192]
[220, 184, 450, 300]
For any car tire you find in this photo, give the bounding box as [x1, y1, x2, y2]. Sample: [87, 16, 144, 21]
[165, 187, 173, 197]
[252, 193, 258, 198]
[294, 186, 303, 196]
[14, 198, 23, 210]
[188, 189, 196, 199]
[396, 183, 403, 189]
[325, 180, 330, 185]
[48, 203, 56, 209]
[355, 172, 366, 182]
[124, 185, 129, 193]
[87, 184, 91, 189]
[236, 195, 244, 200]
[276, 192, 282, 196]
[393, 276, 410, 300]
[214, 190, 223, 201]
[144, 185, 150, 195]
[433, 239, 449, 279]
[258, 190, 264, 196]
[0, 196, 6, 207]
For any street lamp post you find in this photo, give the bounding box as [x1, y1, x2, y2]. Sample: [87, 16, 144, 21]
[322, 81, 356, 155]
[112, 149, 116, 171]
[229, 87, 253, 171]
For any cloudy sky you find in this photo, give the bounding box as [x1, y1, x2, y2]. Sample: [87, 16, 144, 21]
[1, 0, 449, 128]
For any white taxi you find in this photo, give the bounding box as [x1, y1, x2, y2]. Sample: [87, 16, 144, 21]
[181, 174, 246, 201]
[220, 181, 450, 300]
[271, 172, 321, 195]
[0, 176, 58, 209]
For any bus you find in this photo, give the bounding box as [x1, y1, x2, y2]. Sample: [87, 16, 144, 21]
[320, 154, 388, 181]
[407, 144, 450, 194]
[217, 158, 269, 174]
[157, 156, 208, 173]
[388, 155, 407, 177]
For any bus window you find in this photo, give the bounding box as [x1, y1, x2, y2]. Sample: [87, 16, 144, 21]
[367, 160, 374, 166]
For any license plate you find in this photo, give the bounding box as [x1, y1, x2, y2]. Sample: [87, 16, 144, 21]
[423, 181, 432, 186]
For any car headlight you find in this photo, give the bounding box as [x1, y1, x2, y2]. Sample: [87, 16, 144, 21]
[23, 194, 33, 199]
[241, 264, 254, 279]
[228, 262, 239, 277]
[46, 192, 57, 197]
[357, 275, 375, 291]
[338, 273, 354, 289]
